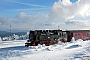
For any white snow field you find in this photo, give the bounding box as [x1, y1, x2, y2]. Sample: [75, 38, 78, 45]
[0, 39, 90, 60]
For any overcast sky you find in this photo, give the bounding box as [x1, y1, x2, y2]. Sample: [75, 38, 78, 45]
[0, 0, 90, 32]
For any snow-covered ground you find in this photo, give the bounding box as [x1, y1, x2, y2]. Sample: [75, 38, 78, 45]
[0, 39, 90, 60]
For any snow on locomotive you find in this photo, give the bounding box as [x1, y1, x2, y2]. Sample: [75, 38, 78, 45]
[25, 30, 90, 47]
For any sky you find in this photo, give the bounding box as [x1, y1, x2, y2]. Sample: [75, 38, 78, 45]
[0, 0, 90, 32]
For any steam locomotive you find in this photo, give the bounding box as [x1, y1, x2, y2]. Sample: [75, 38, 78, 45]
[25, 30, 90, 47]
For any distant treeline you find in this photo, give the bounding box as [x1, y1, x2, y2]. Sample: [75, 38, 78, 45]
[0, 31, 27, 37]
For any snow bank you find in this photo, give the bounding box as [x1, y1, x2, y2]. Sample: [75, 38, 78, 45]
[0, 39, 90, 60]
[71, 37, 75, 43]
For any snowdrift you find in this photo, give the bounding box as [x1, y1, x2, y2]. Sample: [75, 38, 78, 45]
[0, 39, 90, 60]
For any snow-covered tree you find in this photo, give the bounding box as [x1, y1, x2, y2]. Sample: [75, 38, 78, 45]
[2, 37, 9, 41]
[25, 32, 29, 39]
[2, 33, 29, 41]
[12, 34, 19, 40]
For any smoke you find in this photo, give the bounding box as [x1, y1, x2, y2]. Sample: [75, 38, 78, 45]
[49, 0, 90, 20]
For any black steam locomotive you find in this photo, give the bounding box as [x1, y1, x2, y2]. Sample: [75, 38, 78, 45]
[25, 30, 72, 47]
[25, 29, 90, 47]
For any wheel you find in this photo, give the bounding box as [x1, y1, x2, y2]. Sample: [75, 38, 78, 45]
[25, 45, 29, 47]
